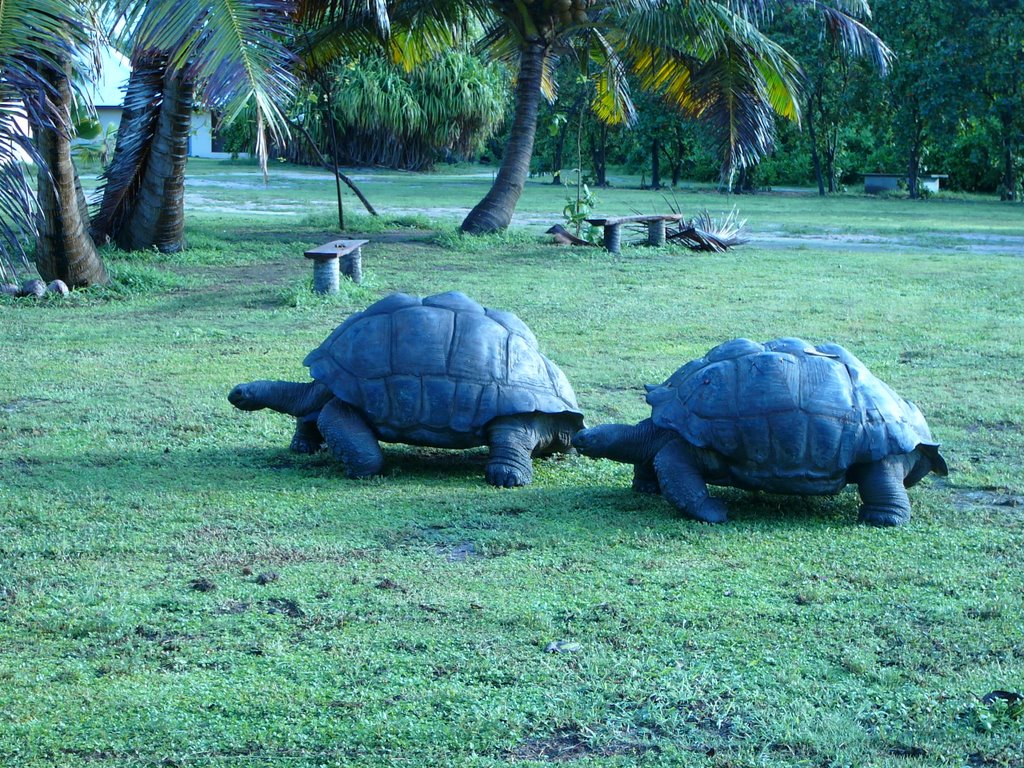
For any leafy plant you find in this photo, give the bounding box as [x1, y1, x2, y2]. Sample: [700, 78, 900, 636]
[562, 183, 599, 241]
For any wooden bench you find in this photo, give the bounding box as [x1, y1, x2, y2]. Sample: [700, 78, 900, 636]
[304, 239, 369, 293]
[584, 214, 684, 253]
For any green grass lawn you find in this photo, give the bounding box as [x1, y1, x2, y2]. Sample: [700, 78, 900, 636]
[1, 161, 1023, 767]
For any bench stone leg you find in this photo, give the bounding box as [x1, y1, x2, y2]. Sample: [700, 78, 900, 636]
[341, 247, 363, 284]
[604, 223, 622, 254]
[647, 219, 667, 246]
[311, 257, 340, 294]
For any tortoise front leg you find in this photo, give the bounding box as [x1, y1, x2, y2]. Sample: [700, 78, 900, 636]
[632, 462, 661, 494]
[486, 416, 538, 488]
[853, 456, 912, 526]
[653, 439, 728, 523]
[290, 413, 324, 454]
[316, 399, 384, 478]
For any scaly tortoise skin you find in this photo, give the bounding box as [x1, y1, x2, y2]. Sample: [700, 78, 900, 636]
[573, 337, 947, 525]
[229, 291, 584, 486]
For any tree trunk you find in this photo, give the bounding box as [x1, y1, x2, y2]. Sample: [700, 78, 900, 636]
[825, 142, 838, 194]
[91, 52, 166, 246]
[114, 67, 194, 252]
[651, 137, 661, 189]
[907, 144, 920, 199]
[807, 104, 826, 196]
[35, 59, 109, 287]
[461, 41, 546, 235]
[1001, 137, 1018, 202]
[669, 137, 683, 186]
[552, 118, 567, 185]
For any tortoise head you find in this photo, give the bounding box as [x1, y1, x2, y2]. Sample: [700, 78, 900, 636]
[573, 419, 663, 465]
[532, 413, 585, 457]
[903, 443, 949, 488]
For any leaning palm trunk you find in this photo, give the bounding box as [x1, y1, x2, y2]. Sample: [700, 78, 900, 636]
[460, 41, 546, 235]
[114, 66, 194, 253]
[35, 60, 108, 287]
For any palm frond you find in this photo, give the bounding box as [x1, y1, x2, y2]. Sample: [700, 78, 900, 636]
[687, 41, 780, 175]
[587, 30, 636, 125]
[388, 19, 461, 72]
[814, 4, 892, 72]
[302, 0, 389, 37]
[0, 103, 41, 282]
[130, 0, 299, 169]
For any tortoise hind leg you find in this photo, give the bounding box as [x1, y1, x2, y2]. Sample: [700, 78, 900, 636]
[653, 439, 728, 523]
[853, 456, 912, 526]
[317, 399, 384, 478]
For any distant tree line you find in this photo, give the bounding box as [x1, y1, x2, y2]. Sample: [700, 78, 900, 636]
[520, 0, 1023, 199]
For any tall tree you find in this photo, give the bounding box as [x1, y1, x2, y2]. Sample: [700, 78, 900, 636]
[769, 6, 861, 195]
[426, 0, 890, 234]
[0, 0, 108, 285]
[969, 2, 1024, 201]
[871, 0, 966, 198]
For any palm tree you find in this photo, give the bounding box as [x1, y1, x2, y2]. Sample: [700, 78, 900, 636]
[35, 54, 110, 286]
[3, 0, 310, 284]
[0, 0, 108, 286]
[395, 0, 890, 235]
[91, 0, 301, 252]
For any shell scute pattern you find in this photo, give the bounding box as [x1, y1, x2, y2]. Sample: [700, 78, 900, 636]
[449, 311, 504, 382]
[647, 338, 935, 483]
[392, 305, 453, 376]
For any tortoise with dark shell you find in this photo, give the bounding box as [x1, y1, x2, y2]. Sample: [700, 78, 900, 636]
[574, 337, 947, 525]
[229, 291, 584, 487]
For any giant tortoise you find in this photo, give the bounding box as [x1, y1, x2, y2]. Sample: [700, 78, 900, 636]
[229, 291, 583, 486]
[573, 337, 947, 525]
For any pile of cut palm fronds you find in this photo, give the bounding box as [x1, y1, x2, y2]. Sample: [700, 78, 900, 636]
[667, 207, 748, 252]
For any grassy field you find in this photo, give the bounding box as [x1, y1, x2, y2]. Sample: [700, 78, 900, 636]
[1, 160, 1022, 767]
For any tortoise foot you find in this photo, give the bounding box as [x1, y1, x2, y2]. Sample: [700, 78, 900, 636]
[858, 505, 910, 527]
[632, 477, 661, 494]
[690, 497, 728, 524]
[290, 434, 323, 454]
[486, 462, 532, 488]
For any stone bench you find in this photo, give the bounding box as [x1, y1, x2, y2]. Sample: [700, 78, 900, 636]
[584, 214, 684, 253]
[304, 239, 369, 293]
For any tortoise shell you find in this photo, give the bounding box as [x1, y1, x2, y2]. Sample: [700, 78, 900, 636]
[645, 337, 940, 492]
[302, 291, 583, 447]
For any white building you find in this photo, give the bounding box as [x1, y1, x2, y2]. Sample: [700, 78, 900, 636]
[9, 45, 234, 163]
[86, 45, 233, 159]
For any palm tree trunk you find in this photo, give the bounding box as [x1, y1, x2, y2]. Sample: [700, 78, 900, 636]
[461, 41, 546, 235]
[35, 59, 109, 287]
[115, 66, 193, 252]
[91, 52, 166, 246]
